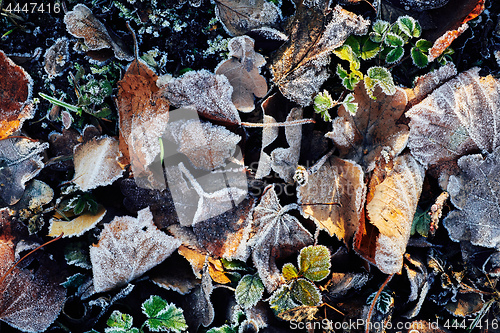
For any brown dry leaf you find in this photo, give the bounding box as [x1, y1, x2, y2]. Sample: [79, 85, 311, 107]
[297, 153, 365, 244]
[48, 205, 106, 237]
[183, 265, 215, 329]
[0, 208, 66, 332]
[327, 84, 409, 172]
[44, 37, 69, 76]
[216, 36, 267, 112]
[162, 70, 241, 125]
[0, 51, 35, 140]
[250, 185, 313, 292]
[64, 4, 133, 61]
[72, 136, 123, 192]
[89, 207, 181, 293]
[214, 0, 281, 36]
[406, 67, 500, 169]
[271, 3, 369, 106]
[0, 138, 49, 206]
[403, 254, 430, 319]
[443, 148, 500, 248]
[355, 153, 425, 274]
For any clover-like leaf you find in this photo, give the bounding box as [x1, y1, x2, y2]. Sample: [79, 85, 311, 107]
[235, 274, 265, 309]
[397, 16, 421, 38]
[385, 47, 404, 64]
[367, 290, 394, 314]
[364, 66, 396, 99]
[298, 245, 331, 282]
[282, 263, 299, 282]
[106, 311, 138, 333]
[142, 295, 187, 333]
[385, 33, 404, 47]
[291, 278, 322, 307]
[269, 284, 300, 315]
[411, 46, 429, 68]
[370, 20, 390, 43]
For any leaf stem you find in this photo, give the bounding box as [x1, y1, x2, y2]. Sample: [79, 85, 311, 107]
[365, 274, 393, 333]
[39, 92, 83, 113]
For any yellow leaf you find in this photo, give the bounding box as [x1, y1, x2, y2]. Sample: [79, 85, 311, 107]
[48, 205, 106, 237]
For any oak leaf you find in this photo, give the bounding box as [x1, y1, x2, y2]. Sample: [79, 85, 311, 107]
[89, 207, 181, 293]
[0, 51, 35, 140]
[271, 3, 369, 106]
[216, 36, 267, 112]
[250, 185, 313, 292]
[327, 84, 409, 171]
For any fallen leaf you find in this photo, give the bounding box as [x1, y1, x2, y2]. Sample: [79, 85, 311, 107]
[183, 265, 214, 329]
[406, 67, 500, 169]
[297, 153, 365, 244]
[403, 254, 430, 319]
[162, 70, 241, 125]
[325, 272, 369, 298]
[0, 138, 49, 206]
[444, 148, 500, 248]
[355, 153, 425, 274]
[250, 185, 313, 292]
[152, 257, 200, 295]
[44, 37, 69, 76]
[214, 0, 281, 36]
[89, 207, 181, 293]
[72, 136, 123, 192]
[271, 3, 369, 106]
[327, 84, 409, 172]
[0, 51, 35, 140]
[0, 208, 66, 332]
[398, 0, 450, 11]
[64, 4, 133, 61]
[48, 205, 106, 237]
[216, 36, 267, 112]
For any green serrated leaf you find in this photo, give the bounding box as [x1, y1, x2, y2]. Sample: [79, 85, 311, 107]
[341, 93, 358, 115]
[371, 20, 390, 38]
[415, 39, 433, 53]
[397, 16, 416, 38]
[220, 258, 248, 271]
[385, 33, 404, 47]
[142, 296, 187, 333]
[64, 242, 91, 269]
[74, 197, 86, 215]
[298, 245, 331, 282]
[313, 91, 336, 122]
[336, 64, 349, 79]
[291, 279, 322, 306]
[344, 35, 361, 56]
[411, 47, 429, 68]
[235, 274, 264, 309]
[365, 66, 396, 99]
[269, 284, 300, 315]
[106, 311, 135, 331]
[385, 47, 404, 64]
[282, 263, 299, 281]
[61, 273, 87, 289]
[333, 45, 360, 72]
[411, 206, 432, 237]
[206, 325, 236, 333]
[366, 290, 394, 314]
[413, 21, 422, 38]
[361, 37, 381, 60]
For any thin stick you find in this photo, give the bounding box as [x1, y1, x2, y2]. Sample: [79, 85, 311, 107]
[241, 118, 315, 128]
[365, 274, 393, 333]
[322, 302, 345, 316]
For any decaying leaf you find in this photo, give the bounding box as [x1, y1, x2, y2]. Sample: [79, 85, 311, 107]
[0, 208, 66, 332]
[44, 37, 69, 76]
[407, 67, 500, 169]
[250, 185, 313, 292]
[216, 36, 267, 112]
[271, 3, 369, 106]
[183, 266, 215, 329]
[0, 51, 35, 140]
[0, 138, 49, 206]
[64, 4, 133, 61]
[72, 136, 123, 192]
[355, 153, 425, 274]
[444, 148, 500, 249]
[214, 0, 281, 36]
[48, 205, 106, 237]
[327, 84, 409, 172]
[297, 153, 365, 244]
[90, 207, 181, 293]
[403, 254, 430, 319]
[162, 70, 241, 125]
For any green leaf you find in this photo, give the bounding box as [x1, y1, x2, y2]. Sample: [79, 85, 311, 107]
[411, 206, 432, 237]
[61, 273, 87, 289]
[385, 47, 404, 64]
[361, 37, 381, 60]
[366, 290, 394, 314]
[64, 241, 91, 269]
[105, 311, 138, 333]
[220, 258, 248, 271]
[411, 47, 429, 68]
[415, 39, 433, 53]
[370, 20, 390, 43]
[269, 284, 300, 315]
[206, 325, 236, 333]
[336, 64, 349, 79]
[397, 16, 419, 38]
[313, 91, 336, 122]
[364, 66, 396, 99]
[142, 296, 187, 333]
[385, 33, 404, 47]
[298, 245, 331, 282]
[282, 263, 299, 281]
[73, 197, 86, 215]
[333, 45, 360, 72]
[343, 35, 361, 56]
[341, 93, 358, 115]
[337, 65, 362, 91]
[235, 274, 264, 309]
[291, 278, 322, 306]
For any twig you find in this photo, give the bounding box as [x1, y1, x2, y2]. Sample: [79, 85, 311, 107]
[365, 274, 393, 333]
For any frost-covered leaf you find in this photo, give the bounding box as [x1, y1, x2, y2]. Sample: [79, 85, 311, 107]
[0, 51, 35, 140]
[298, 245, 331, 282]
[0, 137, 49, 205]
[364, 66, 396, 99]
[255, 104, 303, 183]
[282, 263, 299, 281]
[385, 47, 404, 64]
[165, 118, 241, 171]
[90, 207, 181, 293]
[403, 254, 430, 319]
[355, 154, 425, 274]
[0, 209, 66, 332]
[411, 46, 429, 68]
[250, 185, 313, 292]
[64, 241, 91, 269]
[162, 70, 241, 125]
[277, 306, 318, 322]
[313, 90, 335, 121]
[326, 272, 369, 297]
[142, 295, 187, 333]
[73, 136, 123, 191]
[271, 4, 369, 106]
[106, 311, 137, 333]
[407, 67, 500, 169]
[214, 0, 281, 36]
[44, 38, 69, 76]
[443, 148, 500, 249]
[327, 83, 408, 171]
[297, 154, 365, 243]
[183, 266, 215, 329]
[385, 32, 404, 47]
[367, 290, 394, 314]
[235, 274, 264, 309]
[397, 15, 421, 38]
[48, 205, 106, 237]
[215, 36, 267, 112]
[64, 4, 133, 61]
[291, 278, 322, 306]
[269, 284, 300, 315]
